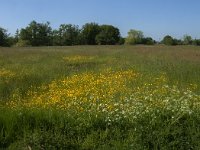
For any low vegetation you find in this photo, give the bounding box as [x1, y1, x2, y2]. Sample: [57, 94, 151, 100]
[0, 45, 200, 149]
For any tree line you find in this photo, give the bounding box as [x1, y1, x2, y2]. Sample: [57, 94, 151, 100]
[0, 20, 200, 47]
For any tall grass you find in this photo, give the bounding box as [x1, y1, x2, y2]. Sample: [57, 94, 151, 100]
[0, 45, 200, 149]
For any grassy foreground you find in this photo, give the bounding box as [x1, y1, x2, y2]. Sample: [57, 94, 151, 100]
[0, 45, 200, 149]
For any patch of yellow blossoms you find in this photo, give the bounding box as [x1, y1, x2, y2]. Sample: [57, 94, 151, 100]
[0, 68, 15, 79]
[10, 70, 139, 111]
[5, 69, 200, 125]
[63, 55, 97, 63]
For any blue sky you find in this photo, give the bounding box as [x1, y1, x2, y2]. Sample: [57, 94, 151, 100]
[0, 0, 200, 40]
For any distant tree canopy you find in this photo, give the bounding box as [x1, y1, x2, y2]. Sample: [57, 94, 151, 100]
[125, 29, 155, 45]
[19, 21, 52, 46]
[96, 25, 120, 45]
[52, 24, 80, 46]
[193, 39, 200, 46]
[16, 21, 122, 46]
[125, 29, 144, 45]
[81, 23, 101, 45]
[1, 21, 200, 47]
[0, 27, 9, 46]
[142, 37, 155, 45]
[162, 35, 176, 45]
[183, 35, 193, 45]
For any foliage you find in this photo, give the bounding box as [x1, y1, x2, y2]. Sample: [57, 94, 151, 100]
[193, 39, 200, 46]
[119, 37, 125, 45]
[173, 38, 183, 45]
[142, 37, 155, 45]
[15, 40, 31, 47]
[125, 29, 144, 45]
[95, 25, 120, 45]
[52, 24, 80, 46]
[0, 27, 9, 46]
[81, 23, 100, 45]
[162, 35, 176, 45]
[19, 21, 52, 46]
[1, 22, 200, 47]
[183, 35, 193, 45]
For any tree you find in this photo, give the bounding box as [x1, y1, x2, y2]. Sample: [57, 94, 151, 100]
[52, 29, 61, 46]
[15, 29, 19, 43]
[0, 27, 9, 46]
[7, 37, 17, 47]
[95, 25, 120, 45]
[119, 37, 125, 45]
[6, 29, 20, 46]
[81, 23, 100, 45]
[37, 21, 52, 46]
[59, 24, 80, 46]
[125, 29, 144, 45]
[193, 39, 200, 46]
[183, 35, 192, 45]
[19, 20, 52, 46]
[162, 35, 176, 45]
[142, 37, 155, 45]
[173, 38, 183, 45]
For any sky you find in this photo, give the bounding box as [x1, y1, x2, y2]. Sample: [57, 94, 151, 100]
[0, 0, 200, 40]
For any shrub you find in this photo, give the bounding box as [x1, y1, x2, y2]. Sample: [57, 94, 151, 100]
[15, 40, 31, 47]
[162, 35, 176, 45]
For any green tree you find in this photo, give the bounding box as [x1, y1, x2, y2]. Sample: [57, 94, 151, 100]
[142, 37, 155, 45]
[125, 29, 144, 45]
[19, 21, 52, 46]
[37, 21, 52, 46]
[183, 35, 192, 45]
[95, 25, 120, 45]
[59, 24, 80, 46]
[0, 27, 8, 46]
[14, 29, 19, 43]
[173, 38, 183, 45]
[162, 35, 175, 45]
[193, 39, 200, 46]
[81, 23, 100, 45]
[6, 29, 20, 47]
[52, 29, 61, 46]
[119, 37, 125, 45]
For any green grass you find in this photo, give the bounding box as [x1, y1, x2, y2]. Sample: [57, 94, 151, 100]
[0, 45, 200, 149]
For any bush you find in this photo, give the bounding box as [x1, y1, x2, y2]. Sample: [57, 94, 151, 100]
[15, 40, 31, 47]
[162, 35, 176, 45]
[95, 25, 120, 45]
[142, 37, 155, 45]
[193, 39, 200, 46]
[118, 37, 125, 45]
[125, 29, 144, 45]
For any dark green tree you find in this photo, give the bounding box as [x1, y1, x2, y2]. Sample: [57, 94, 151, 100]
[19, 21, 52, 46]
[52, 29, 61, 46]
[95, 25, 120, 45]
[162, 35, 176, 45]
[119, 37, 125, 45]
[14, 29, 19, 43]
[81, 23, 100, 45]
[59, 24, 80, 46]
[0, 27, 9, 46]
[193, 39, 200, 46]
[37, 21, 52, 46]
[173, 38, 183, 45]
[142, 37, 155, 45]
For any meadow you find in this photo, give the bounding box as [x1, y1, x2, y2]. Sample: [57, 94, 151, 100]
[0, 45, 200, 149]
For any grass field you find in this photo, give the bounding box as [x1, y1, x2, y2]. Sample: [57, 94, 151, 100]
[0, 45, 200, 149]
